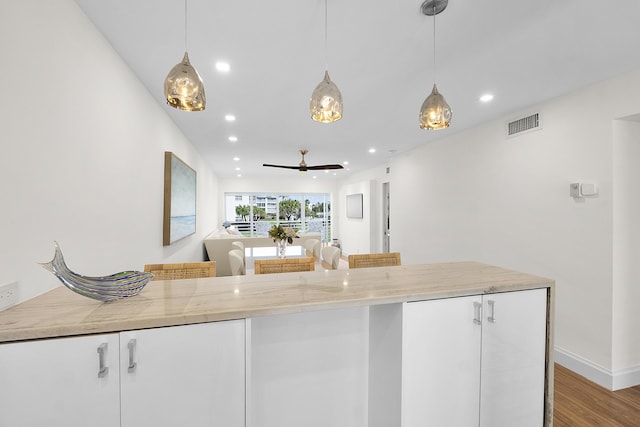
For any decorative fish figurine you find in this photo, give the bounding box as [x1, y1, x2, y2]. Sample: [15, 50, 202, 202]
[40, 241, 154, 302]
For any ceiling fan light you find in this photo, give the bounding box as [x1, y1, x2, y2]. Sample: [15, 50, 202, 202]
[419, 83, 452, 130]
[310, 70, 343, 123]
[164, 51, 206, 111]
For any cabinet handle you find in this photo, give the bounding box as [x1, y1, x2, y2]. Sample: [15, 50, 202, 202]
[487, 299, 496, 323]
[473, 301, 482, 325]
[127, 339, 137, 373]
[97, 343, 109, 378]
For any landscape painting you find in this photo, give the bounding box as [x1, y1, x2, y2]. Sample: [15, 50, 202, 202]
[163, 152, 196, 245]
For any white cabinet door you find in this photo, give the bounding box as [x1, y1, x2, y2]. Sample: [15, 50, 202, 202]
[120, 320, 245, 427]
[0, 333, 120, 427]
[402, 296, 482, 427]
[479, 288, 547, 427]
[402, 289, 548, 427]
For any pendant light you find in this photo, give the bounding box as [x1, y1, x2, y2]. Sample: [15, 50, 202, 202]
[419, 0, 452, 130]
[164, 0, 206, 111]
[310, 0, 343, 123]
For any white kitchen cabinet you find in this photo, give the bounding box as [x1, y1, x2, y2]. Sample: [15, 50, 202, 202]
[402, 288, 548, 427]
[0, 263, 553, 427]
[0, 333, 121, 427]
[120, 320, 245, 427]
[0, 320, 245, 427]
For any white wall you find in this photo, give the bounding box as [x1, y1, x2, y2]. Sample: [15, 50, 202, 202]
[334, 166, 390, 256]
[0, 0, 219, 303]
[337, 181, 372, 256]
[384, 69, 640, 389]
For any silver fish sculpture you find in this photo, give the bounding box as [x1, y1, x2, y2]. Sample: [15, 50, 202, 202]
[40, 241, 154, 302]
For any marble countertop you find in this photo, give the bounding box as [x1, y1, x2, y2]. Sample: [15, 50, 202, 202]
[0, 262, 553, 343]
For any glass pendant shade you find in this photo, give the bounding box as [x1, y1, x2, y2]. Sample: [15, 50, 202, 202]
[419, 83, 452, 130]
[164, 52, 206, 111]
[310, 70, 343, 123]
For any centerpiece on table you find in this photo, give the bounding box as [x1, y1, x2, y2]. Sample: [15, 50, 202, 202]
[268, 224, 299, 258]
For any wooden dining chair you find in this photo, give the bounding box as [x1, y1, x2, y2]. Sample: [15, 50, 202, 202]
[144, 261, 216, 280]
[348, 252, 401, 269]
[254, 257, 315, 275]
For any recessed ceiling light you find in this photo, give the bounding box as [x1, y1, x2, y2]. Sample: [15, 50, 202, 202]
[369, 148, 376, 154]
[480, 94, 494, 103]
[233, 157, 240, 161]
[343, 161, 349, 165]
[237, 173, 242, 177]
[312, 176, 317, 179]
[225, 114, 236, 122]
[216, 61, 230, 73]
[228, 136, 238, 142]
[235, 167, 240, 171]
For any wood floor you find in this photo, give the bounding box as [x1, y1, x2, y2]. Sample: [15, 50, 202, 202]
[554, 364, 640, 426]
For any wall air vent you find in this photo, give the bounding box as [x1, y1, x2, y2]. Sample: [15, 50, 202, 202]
[507, 112, 541, 137]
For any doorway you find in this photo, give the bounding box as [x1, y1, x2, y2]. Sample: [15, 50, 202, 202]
[382, 182, 390, 253]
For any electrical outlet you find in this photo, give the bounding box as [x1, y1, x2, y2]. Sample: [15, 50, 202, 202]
[0, 281, 18, 312]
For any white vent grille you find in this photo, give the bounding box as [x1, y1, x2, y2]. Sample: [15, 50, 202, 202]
[507, 113, 541, 137]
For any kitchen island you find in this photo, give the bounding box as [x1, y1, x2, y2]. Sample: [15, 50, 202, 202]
[0, 262, 554, 427]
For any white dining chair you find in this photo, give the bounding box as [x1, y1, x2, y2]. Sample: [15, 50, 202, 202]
[304, 239, 321, 259]
[228, 249, 246, 276]
[321, 246, 340, 270]
[231, 241, 245, 261]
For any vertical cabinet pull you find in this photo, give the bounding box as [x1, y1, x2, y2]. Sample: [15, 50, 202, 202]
[97, 343, 109, 378]
[473, 301, 482, 325]
[487, 300, 496, 323]
[127, 339, 137, 373]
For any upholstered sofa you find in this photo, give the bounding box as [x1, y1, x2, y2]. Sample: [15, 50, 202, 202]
[203, 230, 322, 276]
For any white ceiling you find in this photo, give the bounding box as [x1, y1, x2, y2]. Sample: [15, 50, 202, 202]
[74, 0, 640, 180]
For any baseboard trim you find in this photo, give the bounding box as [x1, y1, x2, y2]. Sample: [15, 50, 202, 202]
[555, 346, 640, 391]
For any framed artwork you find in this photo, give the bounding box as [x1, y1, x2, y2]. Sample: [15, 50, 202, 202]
[163, 152, 197, 245]
[346, 193, 363, 219]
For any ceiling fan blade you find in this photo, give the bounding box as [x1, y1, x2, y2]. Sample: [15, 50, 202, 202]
[263, 151, 344, 172]
[306, 164, 344, 170]
[262, 164, 303, 170]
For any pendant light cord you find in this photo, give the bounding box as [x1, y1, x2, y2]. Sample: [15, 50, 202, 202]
[324, 0, 328, 71]
[432, 3, 436, 82]
[184, 0, 188, 52]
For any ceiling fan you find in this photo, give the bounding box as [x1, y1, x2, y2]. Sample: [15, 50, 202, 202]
[263, 149, 344, 172]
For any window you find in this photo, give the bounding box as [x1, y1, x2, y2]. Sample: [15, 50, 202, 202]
[224, 192, 331, 241]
